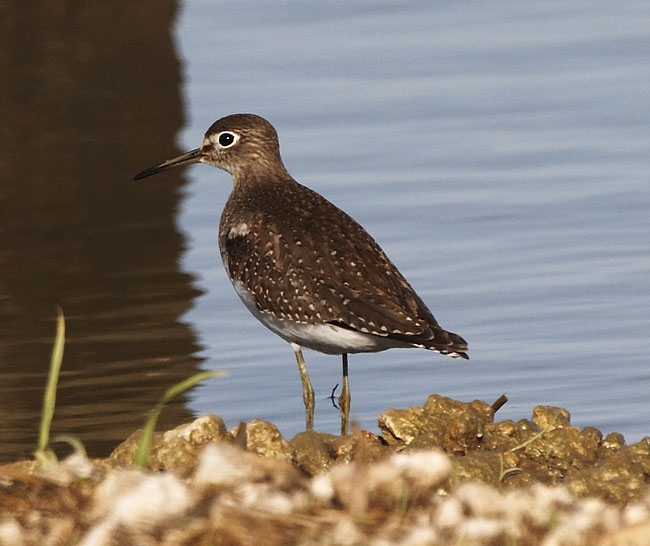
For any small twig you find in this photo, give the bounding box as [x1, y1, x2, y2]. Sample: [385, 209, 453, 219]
[491, 393, 508, 414]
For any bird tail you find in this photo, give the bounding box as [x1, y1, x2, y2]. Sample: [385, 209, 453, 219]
[427, 328, 469, 360]
[385, 325, 468, 359]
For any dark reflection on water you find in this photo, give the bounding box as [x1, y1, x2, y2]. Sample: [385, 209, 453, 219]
[0, 2, 203, 461]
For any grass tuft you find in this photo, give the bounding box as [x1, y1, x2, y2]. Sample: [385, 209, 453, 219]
[33, 306, 228, 470]
[134, 370, 229, 469]
[34, 306, 66, 469]
[52, 434, 88, 458]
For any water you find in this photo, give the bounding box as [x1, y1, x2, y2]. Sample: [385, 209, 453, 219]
[0, 1, 648, 461]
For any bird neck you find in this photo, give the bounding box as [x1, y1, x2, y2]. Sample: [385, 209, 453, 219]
[231, 159, 295, 188]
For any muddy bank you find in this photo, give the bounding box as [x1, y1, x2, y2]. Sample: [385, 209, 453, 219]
[1, 394, 650, 545]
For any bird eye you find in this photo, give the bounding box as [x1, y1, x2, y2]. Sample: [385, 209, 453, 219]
[218, 132, 237, 148]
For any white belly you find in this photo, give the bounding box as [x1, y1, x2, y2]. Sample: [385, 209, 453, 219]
[232, 281, 413, 355]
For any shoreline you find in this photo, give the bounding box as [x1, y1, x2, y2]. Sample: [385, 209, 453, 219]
[1, 394, 649, 545]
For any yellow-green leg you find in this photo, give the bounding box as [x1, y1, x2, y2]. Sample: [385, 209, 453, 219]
[292, 343, 314, 431]
[338, 353, 350, 435]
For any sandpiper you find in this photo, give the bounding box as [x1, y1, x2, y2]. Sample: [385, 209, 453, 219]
[134, 113, 468, 435]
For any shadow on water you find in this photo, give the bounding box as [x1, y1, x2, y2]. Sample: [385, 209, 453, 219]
[0, 1, 204, 461]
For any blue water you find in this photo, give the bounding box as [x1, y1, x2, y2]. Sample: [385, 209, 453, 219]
[174, 2, 650, 441]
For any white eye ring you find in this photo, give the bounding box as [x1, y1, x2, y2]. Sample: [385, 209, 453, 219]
[215, 131, 239, 149]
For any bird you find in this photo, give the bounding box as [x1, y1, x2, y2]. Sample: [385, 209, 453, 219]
[134, 113, 468, 435]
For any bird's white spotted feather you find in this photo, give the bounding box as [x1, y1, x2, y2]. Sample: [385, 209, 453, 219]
[233, 280, 414, 354]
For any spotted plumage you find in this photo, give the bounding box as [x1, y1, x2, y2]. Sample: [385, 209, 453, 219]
[135, 113, 468, 435]
[219, 172, 467, 357]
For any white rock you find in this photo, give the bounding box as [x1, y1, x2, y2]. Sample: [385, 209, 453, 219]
[80, 471, 192, 546]
[0, 519, 24, 546]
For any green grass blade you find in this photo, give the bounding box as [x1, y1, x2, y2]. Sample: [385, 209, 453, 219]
[52, 434, 88, 458]
[134, 370, 228, 469]
[35, 306, 65, 464]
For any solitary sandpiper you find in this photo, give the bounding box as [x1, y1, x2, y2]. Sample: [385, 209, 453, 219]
[134, 113, 468, 435]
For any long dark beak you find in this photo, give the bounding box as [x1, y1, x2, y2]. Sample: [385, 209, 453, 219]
[133, 148, 203, 180]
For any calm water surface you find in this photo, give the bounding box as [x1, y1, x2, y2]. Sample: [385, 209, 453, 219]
[0, 2, 648, 461]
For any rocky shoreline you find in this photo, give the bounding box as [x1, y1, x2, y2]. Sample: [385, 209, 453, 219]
[1, 394, 649, 545]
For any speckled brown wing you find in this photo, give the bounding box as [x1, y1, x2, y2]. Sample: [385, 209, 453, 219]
[219, 179, 468, 358]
